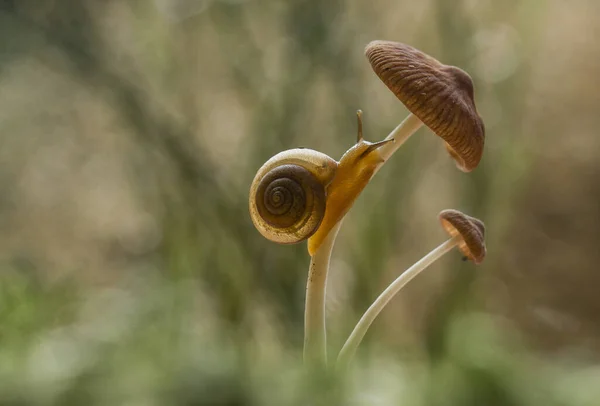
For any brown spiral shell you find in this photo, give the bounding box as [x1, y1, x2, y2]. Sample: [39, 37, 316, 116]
[249, 149, 338, 244]
[365, 40, 485, 172]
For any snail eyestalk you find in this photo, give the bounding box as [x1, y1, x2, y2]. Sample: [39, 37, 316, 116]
[356, 110, 364, 143]
[362, 138, 395, 157]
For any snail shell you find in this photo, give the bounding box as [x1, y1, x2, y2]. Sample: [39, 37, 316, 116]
[249, 148, 338, 244]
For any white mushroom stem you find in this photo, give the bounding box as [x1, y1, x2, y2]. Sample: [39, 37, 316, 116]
[336, 234, 462, 369]
[304, 221, 343, 367]
[377, 113, 423, 163]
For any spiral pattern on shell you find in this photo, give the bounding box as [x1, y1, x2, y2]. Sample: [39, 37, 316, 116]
[249, 149, 338, 245]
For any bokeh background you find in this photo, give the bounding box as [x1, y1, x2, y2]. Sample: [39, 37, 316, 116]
[1, 0, 600, 404]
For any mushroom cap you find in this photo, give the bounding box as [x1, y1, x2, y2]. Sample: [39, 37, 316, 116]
[439, 209, 486, 264]
[365, 40, 485, 172]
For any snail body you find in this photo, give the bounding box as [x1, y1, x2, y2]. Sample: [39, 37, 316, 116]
[306, 139, 387, 255]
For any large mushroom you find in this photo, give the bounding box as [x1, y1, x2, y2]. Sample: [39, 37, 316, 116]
[365, 40, 485, 172]
[337, 209, 486, 367]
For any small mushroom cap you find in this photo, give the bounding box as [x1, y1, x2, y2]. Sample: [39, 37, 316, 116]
[365, 40, 485, 172]
[439, 209, 486, 264]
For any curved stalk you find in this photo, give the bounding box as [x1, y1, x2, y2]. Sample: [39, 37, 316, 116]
[304, 221, 343, 367]
[336, 235, 461, 368]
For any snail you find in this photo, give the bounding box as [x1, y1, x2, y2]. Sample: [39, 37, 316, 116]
[249, 111, 392, 366]
[249, 110, 392, 256]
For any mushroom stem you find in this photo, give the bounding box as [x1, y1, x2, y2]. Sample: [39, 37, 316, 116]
[336, 234, 461, 368]
[377, 113, 424, 163]
[304, 221, 343, 367]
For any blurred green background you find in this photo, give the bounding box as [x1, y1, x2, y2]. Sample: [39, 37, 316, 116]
[1, 0, 600, 404]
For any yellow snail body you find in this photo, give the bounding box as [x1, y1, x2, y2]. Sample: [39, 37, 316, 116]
[306, 139, 387, 255]
[249, 115, 392, 255]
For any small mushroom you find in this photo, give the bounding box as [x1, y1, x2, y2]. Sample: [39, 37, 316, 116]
[365, 40, 485, 172]
[439, 209, 486, 264]
[337, 209, 486, 367]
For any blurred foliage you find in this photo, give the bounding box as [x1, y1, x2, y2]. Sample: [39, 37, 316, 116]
[1, 0, 600, 404]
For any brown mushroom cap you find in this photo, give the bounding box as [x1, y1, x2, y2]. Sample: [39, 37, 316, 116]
[439, 209, 486, 264]
[365, 40, 485, 172]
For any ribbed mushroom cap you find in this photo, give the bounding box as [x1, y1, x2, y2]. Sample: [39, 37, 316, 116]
[439, 209, 486, 264]
[365, 40, 485, 172]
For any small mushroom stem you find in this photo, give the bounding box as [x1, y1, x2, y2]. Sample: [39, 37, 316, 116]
[377, 113, 423, 163]
[336, 234, 462, 369]
[304, 221, 343, 367]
